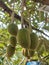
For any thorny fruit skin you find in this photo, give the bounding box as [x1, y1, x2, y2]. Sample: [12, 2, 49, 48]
[17, 28, 31, 49]
[6, 45, 15, 58]
[10, 36, 17, 47]
[8, 23, 18, 36]
[30, 32, 38, 50]
[29, 50, 34, 57]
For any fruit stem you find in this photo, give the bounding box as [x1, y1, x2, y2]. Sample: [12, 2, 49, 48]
[11, 0, 15, 23]
[21, 0, 24, 28]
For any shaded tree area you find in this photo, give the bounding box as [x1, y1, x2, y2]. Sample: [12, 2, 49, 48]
[0, 0, 49, 65]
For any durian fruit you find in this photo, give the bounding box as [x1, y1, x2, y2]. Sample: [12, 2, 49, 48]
[6, 45, 15, 58]
[10, 36, 17, 47]
[17, 28, 31, 49]
[22, 48, 30, 59]
[30, 32, 38, 50]
[29, 50, 34, 57]
[8, 23, 18, 36]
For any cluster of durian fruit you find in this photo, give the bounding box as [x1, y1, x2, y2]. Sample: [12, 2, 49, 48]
[6, 23, 18, 58]
[17, 28, 38, 59]
[6, 22, 38, 59]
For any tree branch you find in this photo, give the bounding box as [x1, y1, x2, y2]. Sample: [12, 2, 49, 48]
[33, 0, 49, 5]
[0, 0, 21, 21]
[0, 0, 49, 37]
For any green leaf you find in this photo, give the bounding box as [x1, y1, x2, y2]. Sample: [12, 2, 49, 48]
[41, 12, 45, 21]
[0, 43, 4, 48]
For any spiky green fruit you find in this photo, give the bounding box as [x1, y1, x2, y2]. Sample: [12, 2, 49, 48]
[10, 36, 17, 47]
[6, 45, 15, 58]
[8, 23, 18, 36]
[30, 32, 38, 50]
[17, 28, 31, 48]
[29, 50, 34, 57]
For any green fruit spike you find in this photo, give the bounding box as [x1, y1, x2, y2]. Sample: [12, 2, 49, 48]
[6, 45, 15, 58]
[30, 32, 38, 50]
[17, 28, 31, 49]
[8, 23, 18, 36]
[10, 36, 17, 47]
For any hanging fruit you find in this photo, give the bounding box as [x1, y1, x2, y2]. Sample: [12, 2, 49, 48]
[10, 36, 17, 47]
[8, 23, 18, 36]
[30, 32, 38, 50]
[6, 45, 15, 58]
[17, 28, 31, 49]
[29, 50, 34, 57]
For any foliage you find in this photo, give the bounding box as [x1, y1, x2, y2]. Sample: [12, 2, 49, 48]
[0, 0, 49, 65]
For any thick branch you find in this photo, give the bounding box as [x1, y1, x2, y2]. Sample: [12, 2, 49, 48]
[0, 0, 21, 21]
[0, 0, 28, 25]
[0, 0, 49, 37]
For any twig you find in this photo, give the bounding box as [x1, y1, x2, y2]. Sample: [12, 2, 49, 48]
[19, 58, 25, 65]
[43, 55, 49, 59]
[32, 26, 49, 37]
